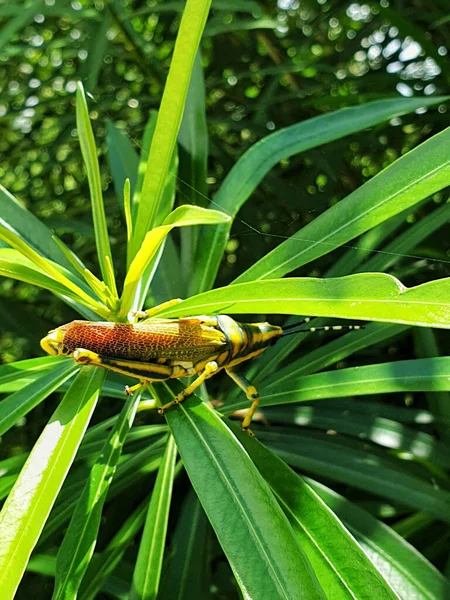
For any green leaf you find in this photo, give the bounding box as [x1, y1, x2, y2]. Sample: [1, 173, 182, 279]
[132, 147, 179, 312]
[0, 360, 78, 437]
[264, 406, 450, 468]
[53, 389, 142, 599]
[130, 435, 177, 600]
[158, 275, 450, 329]
[191, 96, 448, 293]
[119, 205, 230, 318]
[225, 357, 450, 415]
[156, 384, 326, 600]
[235, 125, 450, 283]
[80, 9, 111, 91]
[38, 440, 164, 547]
[151, 236, 184, 304]
[0, 184, 74, 271]
[235, 429, 399, 599]
[360, 202, 450, 273]
[257, 322, 409, 387]
[78, 499, 149, 600]
[131, 111, 158, 228]
[27, 553, 57, 578]
[159, 490, 210, 600]
[106, 120, 140, 212]
[76, 82, 118, 300]
[179, 52, 209, 280]
[130, 0, 213, 257]
[326, 204, 420, 278]
[414, 327, 450, 443]
[0, 367, 105, 598]
[0, 356, 63, 392]
[0, 244, 110, 319]
[308, 479, 450, 600]
[259, 429, 450, 523]
[392, 513, 435, 540]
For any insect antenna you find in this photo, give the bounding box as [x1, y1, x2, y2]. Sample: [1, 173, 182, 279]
[281, 321, 364, 337]
[282, 317, 314, 330]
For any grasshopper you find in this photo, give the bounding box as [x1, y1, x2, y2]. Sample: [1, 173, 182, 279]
[40, 299, 362, 432]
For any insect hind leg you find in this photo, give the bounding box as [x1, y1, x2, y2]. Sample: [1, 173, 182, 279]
[225, 368, 259, 436]
[158, 361, 219, 415]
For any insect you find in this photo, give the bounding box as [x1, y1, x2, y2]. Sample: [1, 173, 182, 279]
[40, 299, 362, 432]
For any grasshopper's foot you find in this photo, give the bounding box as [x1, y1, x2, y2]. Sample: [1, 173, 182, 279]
[124, 381, 149, 396]
[241, 388, 260, 432]
[158, 401, 174, 415]
[127, 310, 148, 323]
[73, 348, 102, 365]
[128, 298, 183, 323]
[158, 361, 218, 418]
[225, 369, 260, 433]
[242, 426, 255, 438]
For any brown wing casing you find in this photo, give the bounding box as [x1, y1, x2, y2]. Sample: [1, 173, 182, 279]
[60, 320, 228, 362]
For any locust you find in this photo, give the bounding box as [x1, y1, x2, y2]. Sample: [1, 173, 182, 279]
[40, 299, 362, 432]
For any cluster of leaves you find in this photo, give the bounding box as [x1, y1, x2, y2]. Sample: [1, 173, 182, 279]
[0, 0, 449, 598]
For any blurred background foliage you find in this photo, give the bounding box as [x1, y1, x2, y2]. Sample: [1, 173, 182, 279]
[1, 0, 449, 363]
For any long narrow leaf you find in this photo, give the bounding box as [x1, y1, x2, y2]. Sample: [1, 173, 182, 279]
[0, 184, 74, 271]
[156, 383, 326, 600]
[159, 490, 210, 600]
[236, 429, 399, 599]
[0, 360, 78, 437]
[119, 205, 230, 318]
[414, 328, 450, 443]
[106, 120, 140, 212]
[192, 96, 448, 292]
[264, 406, 450, 468]
[130, 0, 212, 256]
[157, 275, 450, 329]
[258, 322, 409, 387]
[0, 242, 110, 318]
[360, 202, 450, 273]
[76, 82, 118, 299]
[130, 435, 177, 600]
[179, 52, 209, 279]
[308, 478, 450, 600]
[0, 367, 105, 598]
[79, 499, 150, 600]
[0, 356, 62, 388]
[224, 357, 450, 416]
[235, 125, 450, 283]
[259, 430, 450, 523]
[53, 389, 142, 599]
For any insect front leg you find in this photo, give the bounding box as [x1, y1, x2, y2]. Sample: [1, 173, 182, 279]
[225, 368, 259, 435]
[158, 361, 219, 415]
[73, 348, 153, 393]
[72, 350, 173, 393]
[128, 298, 183, 322]
[72, 348, 105, 367]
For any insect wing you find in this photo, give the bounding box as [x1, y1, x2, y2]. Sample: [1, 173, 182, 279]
[60, 320, 227, 363]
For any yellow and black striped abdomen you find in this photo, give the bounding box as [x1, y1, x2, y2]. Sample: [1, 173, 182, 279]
[215, 316, 283, 366]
